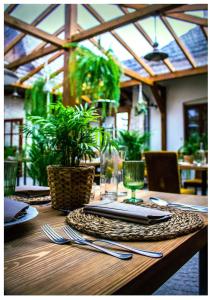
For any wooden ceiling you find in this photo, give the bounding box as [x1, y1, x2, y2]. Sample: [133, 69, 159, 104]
[4, 3, 208, 92]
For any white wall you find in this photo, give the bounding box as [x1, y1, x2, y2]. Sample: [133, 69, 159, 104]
[4, 95, 25, 120]
[149, 74, 208, 151]
[166, 74, 207, 150]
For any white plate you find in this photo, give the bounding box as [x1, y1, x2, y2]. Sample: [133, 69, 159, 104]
[4, 206, 38, 228]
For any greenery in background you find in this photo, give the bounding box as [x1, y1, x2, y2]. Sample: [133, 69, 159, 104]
[179, 132, 208, 155]
[24, 126, 61, 186]
[4, 146, 17, 159]
[65, 43, 122, 115]
[116, 130, 151, 161]
[24, 77, 53, 118]
[24, 103, 101, 168]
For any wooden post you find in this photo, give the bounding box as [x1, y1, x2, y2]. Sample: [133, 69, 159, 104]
[151, 85, 167, 150]
[63, 4, 77, 107]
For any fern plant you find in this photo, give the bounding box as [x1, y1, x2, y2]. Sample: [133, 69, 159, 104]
[66, 43, 122, 112]
[116, 130, 151, 161]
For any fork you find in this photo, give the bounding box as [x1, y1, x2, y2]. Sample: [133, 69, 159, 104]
[63, 225, 163, 258]
[41, 224, 132, 260]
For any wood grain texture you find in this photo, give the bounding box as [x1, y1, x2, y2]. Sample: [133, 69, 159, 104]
[4, 191, 207, 295]
[152, 66, 207, 82]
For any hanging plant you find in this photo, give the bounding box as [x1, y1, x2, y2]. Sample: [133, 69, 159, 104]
[24, 77, 51, 118]
[65, 42, 122, 113]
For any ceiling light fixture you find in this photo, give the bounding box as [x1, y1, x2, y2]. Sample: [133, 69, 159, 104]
[144, 15, 169, 62]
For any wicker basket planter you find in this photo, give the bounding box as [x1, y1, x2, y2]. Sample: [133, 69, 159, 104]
[47, 165, 95, 210]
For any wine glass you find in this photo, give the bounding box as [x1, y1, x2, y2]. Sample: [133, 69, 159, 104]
[123, 160, 145, 203]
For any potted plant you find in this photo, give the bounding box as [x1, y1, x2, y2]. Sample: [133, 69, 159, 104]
[24, 102, 101, 210]
[179, 133, 202, 163]
[116, 130, 151, 161]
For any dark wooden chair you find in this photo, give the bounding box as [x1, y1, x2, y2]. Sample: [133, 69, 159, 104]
[144, 151, 194, 194]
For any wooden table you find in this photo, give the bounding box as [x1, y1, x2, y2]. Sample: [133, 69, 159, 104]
[4, 191, 208, 295]
[179, 163, 208, 195]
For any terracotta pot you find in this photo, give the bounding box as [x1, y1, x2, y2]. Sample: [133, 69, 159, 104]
[47, 165, 95, 210]
[183, 155, 194, 164]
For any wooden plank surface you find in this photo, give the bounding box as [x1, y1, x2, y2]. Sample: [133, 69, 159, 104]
[4, 191, 207, 295]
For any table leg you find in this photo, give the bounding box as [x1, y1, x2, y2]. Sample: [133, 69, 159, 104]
[199, 245, 208, 295]
[201, 170, 207, 195]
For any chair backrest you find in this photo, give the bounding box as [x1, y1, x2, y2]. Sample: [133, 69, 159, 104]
[144, 151, 181, 194]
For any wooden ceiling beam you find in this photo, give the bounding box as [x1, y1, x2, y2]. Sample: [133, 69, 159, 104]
[152, 65, 207, 82]
[50, 66, 64, 79]
[7, 44, 58, 70]
[201, 26, 208, 40]
[4, 4, 59, 55]
[160, 16, 197, 68]
[19, 50, 64, 83]
[166, 12, 208, 27]
[4, 13, 64, 47]
[118, 4, 147, 10]
[63, 4, 78, 107]
[28, 25, 65, 54]
[120, 80, 140, 88]
[123, 68, 153, 86]
[71, 4, 182, 42]
[167, 4, 208, 13]
[119, 6, 176, 73]
[5, 4, 18, 14]
[83, 4, 154, 76]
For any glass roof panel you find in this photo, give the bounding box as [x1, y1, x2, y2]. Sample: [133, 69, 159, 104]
[53, 72, 63, 84]
[127, 8, 136, 13]
[37, 5, 64, 34]
[4, 26, 21, 48]
[10, 4, 50, 24]
[78, 40, 104, 57]
[5, 35, 43, 62]
[185, 10, 207, 18]
[47, 55, 64, 74]
[4, 4, 10, 11]
[78, 5, 100, 29]
[159, 39, 192, 71]
[122, 59, 150, 77]
[167, 18, 207, 67]
[115, 24, 152, 57]
[139, 16, 174, 49]
[89, 4, 124, 21]
[25, 74, 44, 86]
[147, 62, 170, 75]
[166, 17, 196, 37]
[94, 31, 133, 61]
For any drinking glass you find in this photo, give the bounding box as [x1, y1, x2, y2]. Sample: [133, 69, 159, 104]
[123, 160, 145, 203]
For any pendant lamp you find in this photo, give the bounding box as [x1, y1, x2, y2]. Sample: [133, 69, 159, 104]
[144, 15, 169, 62]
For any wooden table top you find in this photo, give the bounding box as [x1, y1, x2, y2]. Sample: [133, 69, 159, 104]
[4, 191, 208, 295]
[179, 162, 208, 171]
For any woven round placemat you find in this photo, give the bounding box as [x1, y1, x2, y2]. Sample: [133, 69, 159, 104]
[66, 202, 205, 241]
[10, 195, 51, 205]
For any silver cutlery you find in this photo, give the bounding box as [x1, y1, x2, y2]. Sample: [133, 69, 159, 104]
[149, 197, 208, 213]
[63, 225, 163, 258]
[41, 224, 132, 260]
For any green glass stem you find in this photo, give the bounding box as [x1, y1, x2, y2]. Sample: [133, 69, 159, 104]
[131, 190, 136, 200]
